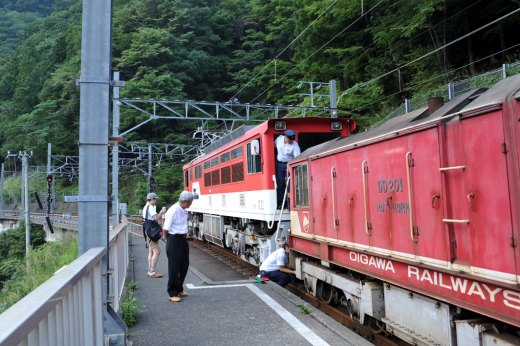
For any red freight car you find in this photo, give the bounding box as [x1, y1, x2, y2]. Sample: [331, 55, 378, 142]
[183, 117, 355, 265]
[288, 75, 520, 345]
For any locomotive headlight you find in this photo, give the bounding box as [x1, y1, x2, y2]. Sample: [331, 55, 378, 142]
[275, 121, 286, 131]
[331, 121, 342, 131]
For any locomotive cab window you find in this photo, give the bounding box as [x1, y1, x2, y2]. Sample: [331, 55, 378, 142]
[297, 132, 340, 152]
[247, 139, 262, 174]
[294, 164, 309, 207]
[195, 165, 202, 179]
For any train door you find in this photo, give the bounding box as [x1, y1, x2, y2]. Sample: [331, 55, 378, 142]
[380, 137, 416, 259]
[334, 151, 351, 244]
[460, 111, 517, 281]
[510, 96, 520, 283]
[440, 112, 517, 281]
[439, 118, 472, 266]
[310, 156, 337, 242]
[363, 145, 392, 252]
[407, 130, 450, 265]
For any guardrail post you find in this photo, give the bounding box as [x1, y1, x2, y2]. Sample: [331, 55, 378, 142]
[404, 98, 411, 113]
[502, 63, 509, 79]
[447, 82, 455, 100]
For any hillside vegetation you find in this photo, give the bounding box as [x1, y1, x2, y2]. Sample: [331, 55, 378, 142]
[0, 0, 518, 205]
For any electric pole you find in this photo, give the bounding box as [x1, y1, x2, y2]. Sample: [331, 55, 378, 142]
[19, 151, 32, 263]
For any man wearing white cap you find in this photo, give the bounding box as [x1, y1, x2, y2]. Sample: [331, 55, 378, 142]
[275, 129, 301, 208]
[142, 192, 166, 278]
[162, 191, 194, 302]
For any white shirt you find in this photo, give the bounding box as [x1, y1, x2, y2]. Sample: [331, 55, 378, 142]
[275, 135, 301, 162]
[142, 204, 157, 220]
[259, 248, 287, 272]
[163, 202, 188, 234]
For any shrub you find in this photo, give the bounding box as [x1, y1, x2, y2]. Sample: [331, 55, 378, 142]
[120, 291, 139, 327]
[0, 236, 78, 313]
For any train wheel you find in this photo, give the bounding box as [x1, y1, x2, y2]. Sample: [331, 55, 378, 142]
[318, 281, 337, 305]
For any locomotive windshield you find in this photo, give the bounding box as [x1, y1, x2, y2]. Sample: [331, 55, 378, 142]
[297, 132, 340, 152]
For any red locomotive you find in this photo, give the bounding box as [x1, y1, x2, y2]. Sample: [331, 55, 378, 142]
[183, 117, 355, 264]
[288, 75, 520, 345]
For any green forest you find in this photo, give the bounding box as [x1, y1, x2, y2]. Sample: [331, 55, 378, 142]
[0, 0, 519, 208]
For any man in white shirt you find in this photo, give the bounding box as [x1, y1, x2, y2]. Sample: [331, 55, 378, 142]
[162, 191, 194, 302]
[275, 129, 301, 209]
[142, 192, 166, 278]
[259, 243, 294, 287]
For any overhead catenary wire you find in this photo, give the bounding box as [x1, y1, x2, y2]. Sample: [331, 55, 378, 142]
[230, 0, 340, 101]
[332, 0, 487, 70]
[348, 42, 520, 115]
[340, 7, 520, 98]
[247, 0, 387, 105]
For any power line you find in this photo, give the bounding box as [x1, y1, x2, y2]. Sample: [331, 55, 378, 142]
[341, 7, 520, 97]
[230, 0, 340, 101]
[247, 0, 387, 104]
[332, 0, 486, 70]
[348, 43, 520, 114]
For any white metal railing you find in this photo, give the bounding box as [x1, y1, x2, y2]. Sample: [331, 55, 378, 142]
[108, 222, 130, 312]
[0, 248, 105, 346]
[0, 222, 130, 345]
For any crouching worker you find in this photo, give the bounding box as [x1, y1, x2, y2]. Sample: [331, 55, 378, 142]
[258, 243, 294, 287]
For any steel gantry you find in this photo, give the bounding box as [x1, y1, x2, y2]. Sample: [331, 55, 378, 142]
[117, 98, 337, 137]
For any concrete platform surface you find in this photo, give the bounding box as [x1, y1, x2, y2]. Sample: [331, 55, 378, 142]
[127, 233, 372, 346]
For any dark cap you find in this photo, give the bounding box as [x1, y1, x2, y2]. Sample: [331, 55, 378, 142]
[284, 129, 296, 137]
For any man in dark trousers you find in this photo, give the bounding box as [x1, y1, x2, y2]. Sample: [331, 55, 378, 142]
[259, 242, 294, 287]
[162, 191, 194, 302]
[275, 129, 301, 208]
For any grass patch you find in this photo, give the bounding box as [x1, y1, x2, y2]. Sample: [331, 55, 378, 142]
[127, 280, 138, 291]
[120, 281, 139, 327]
[0, 236, 78, 313]
[298, 303, 312, 315]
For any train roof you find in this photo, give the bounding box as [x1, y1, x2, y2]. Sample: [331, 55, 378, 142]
[297, 74, 520, 161]
[185, 117, 354, 166]
[202, 125, 256, 155]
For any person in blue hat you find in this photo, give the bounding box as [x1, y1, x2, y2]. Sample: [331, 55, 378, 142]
[275, 129, 301, 209]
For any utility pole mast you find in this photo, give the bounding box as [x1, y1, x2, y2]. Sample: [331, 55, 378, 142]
[298, 80, 338, 117]
[19, 151, 32, 263]
[111, 71, 123, 227]
[79, 0, 124, 343]
[148, 144, 152, 194]
[47, 143, 55, 212]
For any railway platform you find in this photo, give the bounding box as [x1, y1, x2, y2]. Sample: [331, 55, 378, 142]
[126, 233, 371, 346]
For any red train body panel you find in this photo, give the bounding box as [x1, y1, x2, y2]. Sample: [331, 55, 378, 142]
[288, 75, 520, 330]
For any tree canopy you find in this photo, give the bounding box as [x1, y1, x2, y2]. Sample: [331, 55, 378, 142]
[0, 0, 518, 197]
